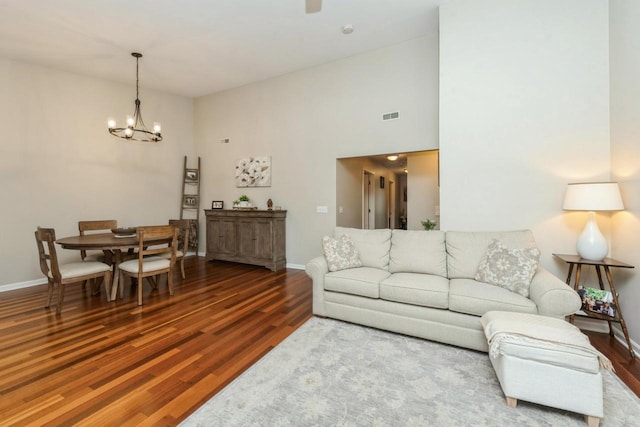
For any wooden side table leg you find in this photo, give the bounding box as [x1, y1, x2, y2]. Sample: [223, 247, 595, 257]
[565, 263, 574, 286]
[570, 264, 582, 324]
[604, 266, 636, 359]
[595, 266, 614, 336]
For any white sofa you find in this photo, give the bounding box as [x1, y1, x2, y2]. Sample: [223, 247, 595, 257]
[305, 227, 581, 352]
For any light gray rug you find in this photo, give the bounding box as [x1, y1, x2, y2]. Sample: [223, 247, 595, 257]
[182, 317, 640, 426]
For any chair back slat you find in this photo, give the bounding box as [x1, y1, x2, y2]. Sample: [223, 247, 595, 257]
[78, 220, 118, 233]
[34, 227, 61, 281]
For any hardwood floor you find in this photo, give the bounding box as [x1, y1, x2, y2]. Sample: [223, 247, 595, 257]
[0, 258, 312, 426]
[1, 257, 638, 426]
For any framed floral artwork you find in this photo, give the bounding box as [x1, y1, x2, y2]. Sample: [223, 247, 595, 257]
[235, 156, 271, 187]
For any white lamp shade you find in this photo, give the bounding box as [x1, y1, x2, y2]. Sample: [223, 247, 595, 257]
[563, 182, 624, 211]
[563, 182, 624, 261]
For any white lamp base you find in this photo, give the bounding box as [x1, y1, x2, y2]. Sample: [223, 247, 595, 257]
[576, 212, 608, 261]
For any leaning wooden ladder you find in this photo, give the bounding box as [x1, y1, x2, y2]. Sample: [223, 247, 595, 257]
[180, 156, 201, 251]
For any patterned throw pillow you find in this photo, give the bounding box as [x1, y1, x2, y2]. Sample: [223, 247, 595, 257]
[475, 239, 541, 297]
[322, 234, 362, 272]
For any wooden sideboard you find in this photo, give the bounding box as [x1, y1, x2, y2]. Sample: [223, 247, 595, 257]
[205, 209, 286, 271]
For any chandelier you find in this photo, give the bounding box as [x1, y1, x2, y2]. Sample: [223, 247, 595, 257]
[107, 52, 162, 142]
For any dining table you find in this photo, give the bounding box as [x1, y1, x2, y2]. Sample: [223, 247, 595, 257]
[56, 231, 169, 301]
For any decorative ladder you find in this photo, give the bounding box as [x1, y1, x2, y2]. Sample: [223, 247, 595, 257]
[180, 156, 201, 251]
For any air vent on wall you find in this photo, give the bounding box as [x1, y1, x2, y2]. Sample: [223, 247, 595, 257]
[383, 111, 399, 121]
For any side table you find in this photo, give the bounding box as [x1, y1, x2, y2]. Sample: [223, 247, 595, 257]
[553, 253, 635, 359]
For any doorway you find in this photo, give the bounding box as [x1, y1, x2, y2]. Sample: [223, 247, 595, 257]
[363, 170, 375, 229]
[336, 150, 439, 230]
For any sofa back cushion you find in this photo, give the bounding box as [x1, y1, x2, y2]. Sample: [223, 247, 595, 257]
[389, 230, 447, 277]
[335, 227, 391, 270]
[446, 230, 537, 279]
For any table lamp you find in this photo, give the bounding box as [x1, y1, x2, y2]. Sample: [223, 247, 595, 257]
[563, 182, 624, 261]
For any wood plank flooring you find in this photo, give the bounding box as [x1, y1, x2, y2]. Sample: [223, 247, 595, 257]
[0, 259, 312, 426]
[1, 257, 638, 426]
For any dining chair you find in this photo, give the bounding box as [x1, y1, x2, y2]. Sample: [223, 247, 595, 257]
[35, 227, 113, 314]
[78, 220, 118, 261]
[168, 219, 190, 279]
[117, 225, 178, 306]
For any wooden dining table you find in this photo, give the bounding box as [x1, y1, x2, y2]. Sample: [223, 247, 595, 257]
[56, 232, 168, 301]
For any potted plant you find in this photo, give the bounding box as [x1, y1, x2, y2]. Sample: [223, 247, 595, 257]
[421, 219, 437, 230]
[238, 194, 251, 208]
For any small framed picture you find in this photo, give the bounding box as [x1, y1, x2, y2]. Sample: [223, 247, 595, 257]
[380, 176, 385, 189]
[185, 169, 199, 182]
[183, 195, 198, 207]
[211, 200, 224, 209]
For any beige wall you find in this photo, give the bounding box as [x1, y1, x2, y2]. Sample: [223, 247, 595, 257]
[439, 0, 611, 282]
[0, 59, 194, 289]
[407, 151, 439, 230]
[194, 36, 440, 266]
[335, 157, 365, 229]
[610, 0, 640, 344]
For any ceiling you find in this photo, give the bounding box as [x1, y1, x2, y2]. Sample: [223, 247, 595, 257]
[0, 0, 440, 98]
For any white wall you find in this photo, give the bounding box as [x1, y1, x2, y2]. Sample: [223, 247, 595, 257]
[610, 0, 640, 344]
[439, 0, 611, 280]
[195, 36, 439, 266]
[0, 59, 195, 288]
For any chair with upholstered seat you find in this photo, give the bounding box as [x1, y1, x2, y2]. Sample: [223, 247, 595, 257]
[35, 227, 113, 314]
[78, 220, 118, 261]
[168, 219, 190, 279]
[117, 225, 178, 306]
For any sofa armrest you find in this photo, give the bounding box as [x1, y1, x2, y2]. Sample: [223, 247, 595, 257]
[528, 267, 581, 317]
[305, 256, 329, 316]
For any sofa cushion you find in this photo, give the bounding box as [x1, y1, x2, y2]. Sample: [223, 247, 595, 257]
[380, 273, 449, 309]
[446, 230, 537, 279]
[335, 227, 391, 270]
[324, 267, 390, 298]
[475, 239, 541, 297]
[322, 234, 362, 272]
[449, 278, 537, 317]
[389, 230, 447, 277]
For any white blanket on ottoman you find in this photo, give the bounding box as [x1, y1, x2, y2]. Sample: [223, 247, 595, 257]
[480, 311, 612, 371]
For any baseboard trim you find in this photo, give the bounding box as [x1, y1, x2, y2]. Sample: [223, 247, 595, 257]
[286, 263, 305, 270]
[575, 317, 640, 357]
[193, 253, 305, 271]
[0, 278, 45, 293]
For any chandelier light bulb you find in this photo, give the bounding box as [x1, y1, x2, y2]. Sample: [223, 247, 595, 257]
[125, 128, 133, 137]
[126, 115, 135, 127]
[107, 118, 116, 129]
[153, 122, 161, 134]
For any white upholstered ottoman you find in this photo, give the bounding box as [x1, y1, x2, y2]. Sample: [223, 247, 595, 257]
[481, 311, 611, 427]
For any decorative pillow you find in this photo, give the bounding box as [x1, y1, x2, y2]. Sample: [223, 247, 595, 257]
[322, 234, 362, 272]
[475, 239, 541, 297]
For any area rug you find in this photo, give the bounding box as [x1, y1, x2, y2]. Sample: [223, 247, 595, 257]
[182, 317, 640, 426]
